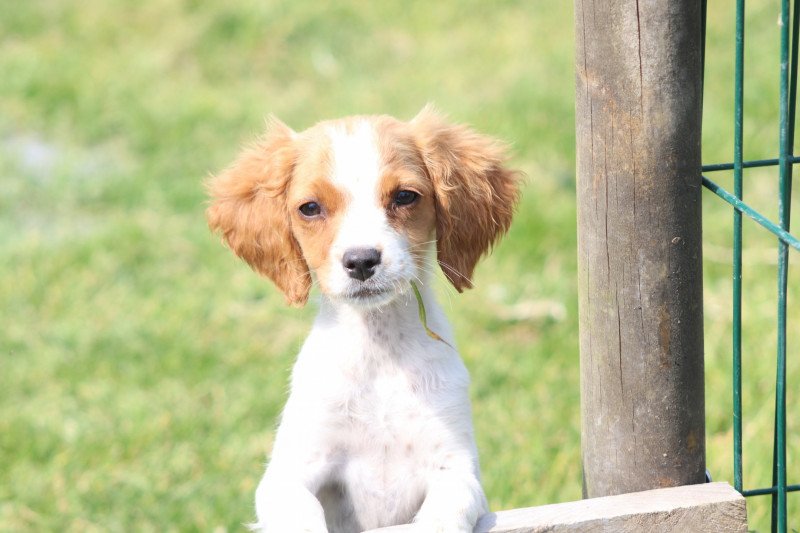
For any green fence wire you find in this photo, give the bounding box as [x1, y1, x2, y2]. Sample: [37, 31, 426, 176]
[702, 1, 799, 530]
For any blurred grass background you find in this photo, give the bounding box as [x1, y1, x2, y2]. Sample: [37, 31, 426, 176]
[0, 1, 798, 531]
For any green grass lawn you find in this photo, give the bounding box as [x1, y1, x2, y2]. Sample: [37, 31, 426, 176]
[0, 1, 798, 531]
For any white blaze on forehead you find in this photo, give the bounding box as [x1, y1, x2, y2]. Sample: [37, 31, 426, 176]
[325, 120, 394, 256]
[326, 120, 382, 194]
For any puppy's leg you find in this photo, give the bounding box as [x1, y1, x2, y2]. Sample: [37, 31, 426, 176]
[412, 454, 487, 533]
[252, 468, 328, 533]
[252, 421, 333, 533]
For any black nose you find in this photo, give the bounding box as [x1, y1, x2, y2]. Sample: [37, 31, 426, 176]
[342, 248, 381, 281]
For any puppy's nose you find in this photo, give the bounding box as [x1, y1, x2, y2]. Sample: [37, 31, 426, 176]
[342, 247, 381, 281]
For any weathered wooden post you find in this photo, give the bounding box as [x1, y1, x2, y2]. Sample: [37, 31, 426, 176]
[575, 0, 706, 497]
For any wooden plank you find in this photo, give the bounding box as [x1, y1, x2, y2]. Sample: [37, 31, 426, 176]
[574, 0, 706, 496]
[364, 482, 747, 532]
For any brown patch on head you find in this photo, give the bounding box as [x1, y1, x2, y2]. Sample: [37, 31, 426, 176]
[286, 128, 349, 293]
[373, 117, 437, 266]
[206, 117, 311, 306]
[410, 105, 522, 291]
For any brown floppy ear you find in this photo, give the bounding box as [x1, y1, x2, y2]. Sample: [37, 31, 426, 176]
[412, 105, 521, 291]
[206, 118, 311, 306]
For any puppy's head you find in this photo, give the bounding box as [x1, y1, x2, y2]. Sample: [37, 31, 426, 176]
[206, 106, 520, 307]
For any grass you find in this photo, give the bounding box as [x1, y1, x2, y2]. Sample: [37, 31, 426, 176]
[0, 1, 797, 531]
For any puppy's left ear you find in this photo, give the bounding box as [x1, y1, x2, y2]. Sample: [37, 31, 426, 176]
[412, 105, 521, 291]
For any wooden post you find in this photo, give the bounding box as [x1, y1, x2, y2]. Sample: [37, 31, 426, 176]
[575, 0, 706, 497]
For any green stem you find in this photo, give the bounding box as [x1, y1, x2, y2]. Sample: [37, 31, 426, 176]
[409, 280, 452, 348]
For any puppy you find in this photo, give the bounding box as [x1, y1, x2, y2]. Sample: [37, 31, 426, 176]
[206, 106, 520, 532]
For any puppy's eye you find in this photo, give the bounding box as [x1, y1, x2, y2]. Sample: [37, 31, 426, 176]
[299, 202, 322, 217]
[393, 190, 418, 207]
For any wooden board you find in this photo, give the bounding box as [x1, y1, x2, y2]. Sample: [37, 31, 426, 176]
[365, 482, 746, 533]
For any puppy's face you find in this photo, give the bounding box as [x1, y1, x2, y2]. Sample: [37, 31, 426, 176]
[207, 107, 519, 307]
[286, 118, 436, 307]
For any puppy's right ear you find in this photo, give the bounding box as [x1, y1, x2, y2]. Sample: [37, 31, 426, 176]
[206, 118, 311, 306]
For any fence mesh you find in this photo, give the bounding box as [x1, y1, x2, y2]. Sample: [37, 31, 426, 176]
[702, 0, 799, 530]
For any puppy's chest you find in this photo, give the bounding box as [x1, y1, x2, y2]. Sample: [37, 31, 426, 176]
[291, 322, 470, 528]
[336, 366, 444, 452]
[296, 319, 467, 459]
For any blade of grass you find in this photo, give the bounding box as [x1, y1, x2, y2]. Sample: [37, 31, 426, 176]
[410, 280, 453, 348]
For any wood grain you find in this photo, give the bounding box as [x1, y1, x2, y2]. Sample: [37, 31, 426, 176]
[574, 0, 706, 497]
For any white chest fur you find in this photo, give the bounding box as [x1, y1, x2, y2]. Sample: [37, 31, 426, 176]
[254, 288, 485, 532]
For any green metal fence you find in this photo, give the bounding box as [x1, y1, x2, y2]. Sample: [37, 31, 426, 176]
[702, 1, 800, 530]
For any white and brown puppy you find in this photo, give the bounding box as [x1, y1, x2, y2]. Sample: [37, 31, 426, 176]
[207, 106, 520, 533]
